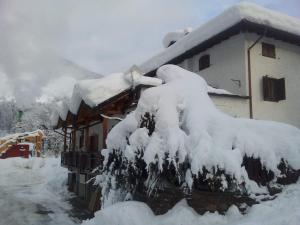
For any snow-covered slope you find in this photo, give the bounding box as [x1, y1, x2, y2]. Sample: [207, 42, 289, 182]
[140, 2, 300, 74]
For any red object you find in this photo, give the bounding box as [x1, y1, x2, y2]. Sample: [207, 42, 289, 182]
[0, 144, 30, 159]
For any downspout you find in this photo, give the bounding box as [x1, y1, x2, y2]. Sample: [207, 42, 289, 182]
[247, 28, 266, 119]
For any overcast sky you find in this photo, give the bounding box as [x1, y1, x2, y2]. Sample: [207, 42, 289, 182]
[0, 0, 299, 106]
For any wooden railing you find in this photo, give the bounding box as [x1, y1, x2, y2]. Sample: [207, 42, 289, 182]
[61, 151, 102, 172]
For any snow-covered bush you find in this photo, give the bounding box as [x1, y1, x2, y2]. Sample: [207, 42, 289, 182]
[96, 65, 300, 208]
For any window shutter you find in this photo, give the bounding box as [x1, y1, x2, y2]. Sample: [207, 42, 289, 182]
[263, 76, 286, 102]
[262, 43, 276, 58]
[276, 78, 286, 101]
[263, 76, 272, 101]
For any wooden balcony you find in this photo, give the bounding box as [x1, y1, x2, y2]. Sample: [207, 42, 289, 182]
[61, 151, 103, 172]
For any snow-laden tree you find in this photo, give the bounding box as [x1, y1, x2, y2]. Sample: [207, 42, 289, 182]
[96, 65, 300, 208]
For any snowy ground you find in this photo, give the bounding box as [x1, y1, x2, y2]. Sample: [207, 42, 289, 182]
[0, 157, 79, 225]
[83, 182, 300, 225]
[0, 157, 299, 225]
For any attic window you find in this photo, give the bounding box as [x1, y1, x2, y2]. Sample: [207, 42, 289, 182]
[263, 76, 285, 102]
[168, 40, 176, 47]
[199, 55, 210, 71]
[262, 43, 276, 58]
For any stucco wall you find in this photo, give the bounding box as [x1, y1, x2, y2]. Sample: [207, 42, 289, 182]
[178, 33, 248, 96]
[246, 33, 300, 128]
[210, 95, 250, 118]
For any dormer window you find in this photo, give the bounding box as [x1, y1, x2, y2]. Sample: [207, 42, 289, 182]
[262, 43, 276, 58]
[199, 55, 210, 71]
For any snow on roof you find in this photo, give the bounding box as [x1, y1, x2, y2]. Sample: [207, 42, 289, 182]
[140, 2, 300, 74]
[162, 27, 193, 48]
[52, 66, 162, 126]
[0, 130, 45, 151]
[69, 73, 130, 114]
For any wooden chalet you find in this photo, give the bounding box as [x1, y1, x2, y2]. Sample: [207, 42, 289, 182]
[53, 67, 159, 211]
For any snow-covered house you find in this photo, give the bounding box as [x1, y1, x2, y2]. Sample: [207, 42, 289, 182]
[52, 2, 300, 211]
[140, 2, 300, 127]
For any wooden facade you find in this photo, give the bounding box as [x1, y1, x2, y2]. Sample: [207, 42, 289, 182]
[57, 86, 142, 211]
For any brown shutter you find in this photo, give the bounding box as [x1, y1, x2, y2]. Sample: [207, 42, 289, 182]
[276, 78, 286, 101]
[263, 76, 271, 101]
[262, 43, 276, 58]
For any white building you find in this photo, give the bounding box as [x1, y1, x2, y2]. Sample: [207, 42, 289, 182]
[140, 2, 300, 127]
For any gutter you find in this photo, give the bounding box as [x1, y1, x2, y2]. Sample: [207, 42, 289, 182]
[247, 28, 266, 119]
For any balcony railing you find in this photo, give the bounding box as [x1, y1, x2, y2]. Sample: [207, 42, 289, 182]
[61, 151, 103, 172]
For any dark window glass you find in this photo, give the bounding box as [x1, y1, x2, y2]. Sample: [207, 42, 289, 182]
[262, 43, 276, 58]
[263, 76, 286, 102]
[199, 55, 210, 71]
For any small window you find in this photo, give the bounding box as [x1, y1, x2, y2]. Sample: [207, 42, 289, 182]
[263, 76, 285, 102]
[262, 43, 276, 58]
[199, 55, 210, 71]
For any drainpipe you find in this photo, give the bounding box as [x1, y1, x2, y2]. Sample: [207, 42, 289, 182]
[247, 29, 266, 119]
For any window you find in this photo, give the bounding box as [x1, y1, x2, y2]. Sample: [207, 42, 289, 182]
[199, 54, 210, 71]
[262, 42, 276, 58]
[263, 76, 286, 102]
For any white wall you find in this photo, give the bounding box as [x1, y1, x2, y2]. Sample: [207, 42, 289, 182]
[210, 95, 250, 118]
[178, 33, 248, 96]
[246, 33, 300, 128]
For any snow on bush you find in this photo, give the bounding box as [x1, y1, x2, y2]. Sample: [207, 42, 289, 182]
[96, 65, 300, 207]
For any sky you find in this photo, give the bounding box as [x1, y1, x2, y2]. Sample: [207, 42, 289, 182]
[0, 0, 299, 106]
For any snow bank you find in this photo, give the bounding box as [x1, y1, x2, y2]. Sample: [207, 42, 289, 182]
[105, 65, 300, 192]
[140, 2, 300, 73]
[83, 181, 300, 225]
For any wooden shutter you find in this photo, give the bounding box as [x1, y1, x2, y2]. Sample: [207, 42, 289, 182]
[263, 76, 286, 102]
[262, 43, 276, 58]
[276, 78, 286, 101]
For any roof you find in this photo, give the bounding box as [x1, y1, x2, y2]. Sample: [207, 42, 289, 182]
[140, 2, 300, 75]
[51, 67, 163, 127]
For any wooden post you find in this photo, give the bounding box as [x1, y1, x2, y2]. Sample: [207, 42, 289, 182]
[85, 122, 90, 151]
[63, 127, 67, 152]
[73, 128, 77, 151]
[102, 118, 108, 149]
